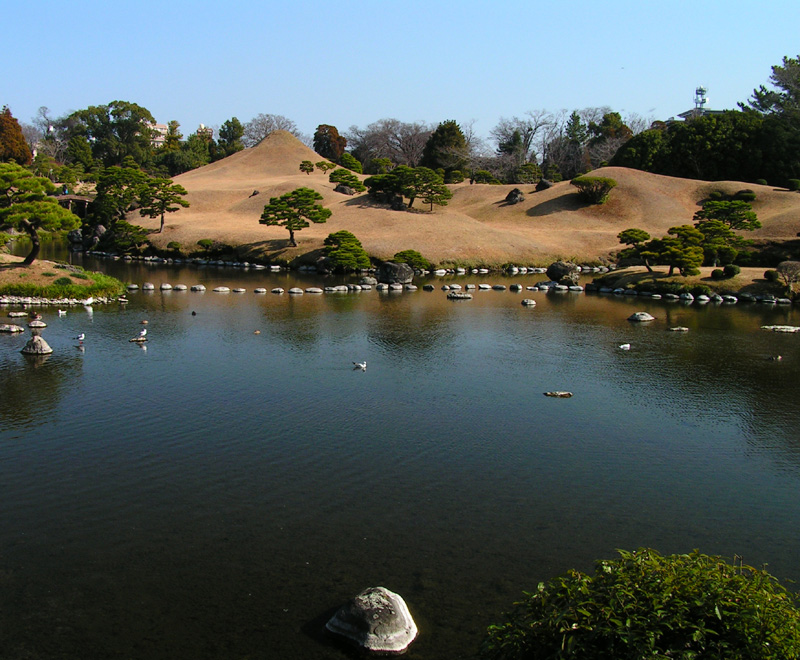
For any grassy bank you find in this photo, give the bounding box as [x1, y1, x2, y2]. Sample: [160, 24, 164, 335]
[593, 266, 792, 298]
[0, 254, 125, 299]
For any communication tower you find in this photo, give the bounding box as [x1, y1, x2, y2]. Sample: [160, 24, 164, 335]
[694, 86, 708, 114]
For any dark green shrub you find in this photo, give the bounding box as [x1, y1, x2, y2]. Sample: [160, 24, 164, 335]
[711, 268, 725, 279]
[329, 168, 366, 192]
[690, 284, 711, 296]
[445, 170, 465, 184]
[339, 152, 363, 174]
[765, 269, 780, 282]
[570, 176, 617, 204]
[723, 263, 741, 277]
[71, 271, 89, 280]
[323, 230, 370, 272]
[708, 189, 725, 200]
[734, 189, 756, 202]
[788, 179, 800, 191]
[167, 241, 182, 251]
[54, 276, 73, 286]
[393, 249, 432, 270]
[197, 238, 214, 251]
[473, 170, 501, 184]
[42, 271, 57, 277]
[755, 178, 768, 186]
[481, 548, 800, 660]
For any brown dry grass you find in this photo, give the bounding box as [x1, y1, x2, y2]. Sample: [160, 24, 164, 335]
[134, 131, 800, 267]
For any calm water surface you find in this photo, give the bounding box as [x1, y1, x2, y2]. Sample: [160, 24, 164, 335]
[2, 250, 800, 659]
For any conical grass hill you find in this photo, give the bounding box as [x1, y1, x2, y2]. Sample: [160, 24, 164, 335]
[139, 131, 800, 266]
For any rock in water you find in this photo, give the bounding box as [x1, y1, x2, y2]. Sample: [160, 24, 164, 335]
[628, 312, 655, 322]
[376, 262, 414, 285]
[326, 586, 417, 653]
[21, 333, 53, 355]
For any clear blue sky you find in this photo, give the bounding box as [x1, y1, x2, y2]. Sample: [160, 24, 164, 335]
[7, 0, 799, 143]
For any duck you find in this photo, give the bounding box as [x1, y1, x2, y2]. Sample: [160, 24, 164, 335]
[353, 361, 367, 371]
[618, 343, 631, 350]
[57, 309, 67, 316]
[75, 333, 85, 343]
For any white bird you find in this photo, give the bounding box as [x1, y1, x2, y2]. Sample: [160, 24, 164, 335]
[618, 343, 631, 350]
[353, 361, 367, 371]
[57, 309, 67, 316]
[139, 327, 147, 338]
[76, 333, 85, 343]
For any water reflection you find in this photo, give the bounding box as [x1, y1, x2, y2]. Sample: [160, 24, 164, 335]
[2, 251, 800, 660]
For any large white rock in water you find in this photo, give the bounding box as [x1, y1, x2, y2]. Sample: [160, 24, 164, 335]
[628, 312, 655, 322]
[326, 586, 417, 653]
[21, 333, 53, 355]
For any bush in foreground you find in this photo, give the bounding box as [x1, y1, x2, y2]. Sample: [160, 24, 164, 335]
[481, 548, 800, 660]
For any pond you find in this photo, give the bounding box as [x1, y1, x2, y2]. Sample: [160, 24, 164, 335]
[2, 248, 800, 659]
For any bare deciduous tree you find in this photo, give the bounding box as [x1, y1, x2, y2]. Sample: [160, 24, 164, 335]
[346, 119, 432, 171]
[242, 114, 301, 147]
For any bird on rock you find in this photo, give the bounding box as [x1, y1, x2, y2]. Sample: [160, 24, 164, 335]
[75, 333, 85, 344]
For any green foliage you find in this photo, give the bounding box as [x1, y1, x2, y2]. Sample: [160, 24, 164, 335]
[711, 268, 725, 280]
[166, 241, 181, 251]
[393, 249, 432, 270]
[420, 120, 468, 173]
[138, 177, 190, 233]
[481, 548, 800, 660]
[0, 162, 80, 264]
[445, 170, 465, 184]
[723, 263, 741, 277]
[323, 230, 370, 271]
[197, 238, 214, 251]
[570, 176, 617, 204]
[68, 100, 155, 168]
[313, 124, 347, 161]
[515, 163, 542, 184]
[0, 268, 124, 299]
[216, 117, 244, 159]
[370, 157, 394, 174]
[364, 166, 451, 210]
[315, 161, 336, 175]
[0, 106, 33, 165]
[88, 166, 148, 227]
[765, 269, 780, 282]
[329, 168, 366, 193]
[53, 276, 73, 286]
[339, 152, 363, 173]
[473, 170, 501, 184]
[99, 220, 149, 254]
[788, 179, 800, 191]
[756, 178, 768, 185]
[299, 160, 314, 175]
[618, 228, 650, 246]
[259, 187, 331, 247]
[693, 199, 761, 231]
[733, 188, 757, 202]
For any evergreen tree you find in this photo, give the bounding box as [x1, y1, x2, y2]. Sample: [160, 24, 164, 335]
[420, 120, 468, 173]
[259, 187, 331, 246]
[0, 163, 79, 264]
[323, 230, 371, 271]
[138, 177, 190, 233]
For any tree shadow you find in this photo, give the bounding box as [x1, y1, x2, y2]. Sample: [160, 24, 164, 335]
[525, 192, 584, 217]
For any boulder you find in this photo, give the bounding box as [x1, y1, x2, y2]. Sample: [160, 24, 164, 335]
[0, 324, 25, 333]
[390, 194, 407, 211]
[536, 178, 555, 192]
[67, 229, 83, 244]
[546, 260, 580, 286]
[359, 276, 378, 286]
[376, 261, 414, 285]
[334, 184, 355, 196]
[325, 586, 417, 654]
[21, 332, 53, 355]
[628, 312, 655, 322]
[505, 188, 525, 204]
